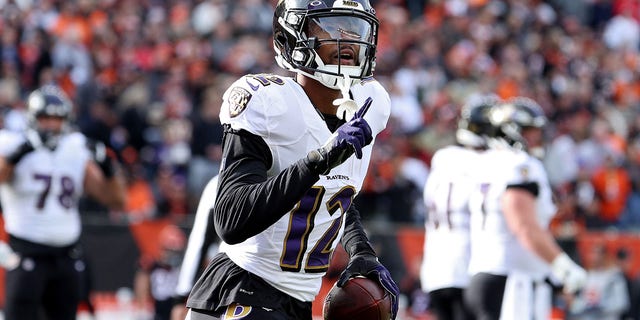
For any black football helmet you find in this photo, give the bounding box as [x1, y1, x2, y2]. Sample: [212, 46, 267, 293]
[489, 96, 547, 151]
[456, 95, 500, 148]
[273, 0, 379, 90]
[26, 85, 73, 149]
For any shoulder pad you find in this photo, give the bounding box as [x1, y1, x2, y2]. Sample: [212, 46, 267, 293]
[223, 74, 289, 118]
[0, 130, 23, 156]
[63, 132, 88, 148]
[219, 74, 298, 137]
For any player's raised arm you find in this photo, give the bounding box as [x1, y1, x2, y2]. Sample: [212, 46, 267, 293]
[84, 139, 127, 211]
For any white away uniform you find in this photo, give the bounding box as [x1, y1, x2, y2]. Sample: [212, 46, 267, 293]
[216, 74, 390, 302]
[420, 145, 478, 293]
[467, 147, 556, 320]
[0, 130, 91, 247]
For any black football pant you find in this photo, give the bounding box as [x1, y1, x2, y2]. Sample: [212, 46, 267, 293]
[464, 272, 507, 320]
[429, 287, 475, 320]
[186, 253, 312, 320]
[188, 302, 305, 320]
[5, 238, 82, 320]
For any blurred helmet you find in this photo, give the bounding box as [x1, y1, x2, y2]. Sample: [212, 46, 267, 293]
[489, 97, 547, 151]
[159, 224, 186, 267]
[273, 0, 379, 90]
[159, 224, 186, 252]
[26, 85, 73, 149]
[456, 95, 500, 148]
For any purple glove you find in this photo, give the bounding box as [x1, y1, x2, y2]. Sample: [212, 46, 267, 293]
[337, 253, 399, 320]
[306, 98, 373, 175]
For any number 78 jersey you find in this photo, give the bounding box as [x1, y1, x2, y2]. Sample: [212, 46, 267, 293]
[218, 74, 390, 302]
[0, 130, 91, 247]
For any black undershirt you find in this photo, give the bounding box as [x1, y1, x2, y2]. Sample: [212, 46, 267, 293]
[322, 112, 343, 132]
[506, 181, 539, 197]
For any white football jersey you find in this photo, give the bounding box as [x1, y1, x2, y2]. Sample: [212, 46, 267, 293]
[468, 147, 556, 280]
[0, 130, 91, 246]
[420, 145, 478, 293]
[217, 74, 390, 301]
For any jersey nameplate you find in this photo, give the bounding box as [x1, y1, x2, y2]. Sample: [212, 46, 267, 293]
[228, 87, 252, 118]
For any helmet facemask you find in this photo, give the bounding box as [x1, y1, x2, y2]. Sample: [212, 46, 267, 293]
[274, 1, 379, 92]
[489, 98, 548, 154]
[456, 96, 500, 149]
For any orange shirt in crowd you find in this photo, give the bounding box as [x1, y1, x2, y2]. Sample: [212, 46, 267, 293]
[51, 13, 92, 46]
[591, 167, 632, 222]
[126, 178, 156, 220]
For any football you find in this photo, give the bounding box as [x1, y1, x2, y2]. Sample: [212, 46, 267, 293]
[323, 277, 392, 320]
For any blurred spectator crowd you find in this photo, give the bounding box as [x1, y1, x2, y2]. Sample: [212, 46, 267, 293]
[2, 0, 640, 239]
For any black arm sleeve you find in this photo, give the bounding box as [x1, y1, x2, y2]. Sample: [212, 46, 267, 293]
[214, 126, 320, 244]
[340, 204, 376, 258]
[506, 181, 539, 197]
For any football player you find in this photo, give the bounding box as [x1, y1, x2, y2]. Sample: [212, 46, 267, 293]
[0, 85, 127, 320]
[464, 97, 587, 320]
[420, 95, 498, 320]
[185, 1, 399, 320]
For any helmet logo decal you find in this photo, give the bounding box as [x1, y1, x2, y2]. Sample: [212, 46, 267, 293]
[309, 1, 326, 9]
[228, 87, 252, 118]
[28, 94, 45, 111]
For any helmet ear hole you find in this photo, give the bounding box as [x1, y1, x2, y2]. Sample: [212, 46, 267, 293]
[274, 31, 287, 47]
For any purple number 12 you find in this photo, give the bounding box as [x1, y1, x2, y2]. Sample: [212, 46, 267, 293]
[280, 186, 356, 273]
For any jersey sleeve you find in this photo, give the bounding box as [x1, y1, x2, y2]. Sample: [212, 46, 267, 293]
[503, 153, 557, 221]
[68, 133, 92, 165]
[503, 152, 537, 187]
[219, 75, 294, 140]
[528, 157, 557, 222]
[220, 77, 267, 136]
[0, 130, 24, 156]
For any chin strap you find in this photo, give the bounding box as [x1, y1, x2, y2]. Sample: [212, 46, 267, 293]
[333, 74, 359, 121]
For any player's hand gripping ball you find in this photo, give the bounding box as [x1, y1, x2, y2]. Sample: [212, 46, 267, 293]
[323, 276, 392, 320]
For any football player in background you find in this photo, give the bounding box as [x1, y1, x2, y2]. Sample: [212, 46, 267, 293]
[185, 0, 399, 319]
[135, 224, 188, 320]
[420, 95, 498, 320]
[170, 175, 220, 320]
[464, 97, 587, 320]
[0, 85, 127, 320]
